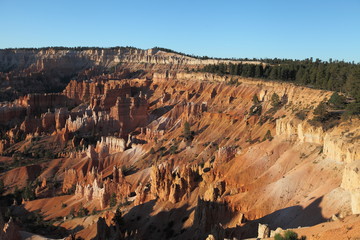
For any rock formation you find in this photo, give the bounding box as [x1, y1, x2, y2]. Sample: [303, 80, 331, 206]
[150, 163, 199, 203]
[257, 223, 270, 239]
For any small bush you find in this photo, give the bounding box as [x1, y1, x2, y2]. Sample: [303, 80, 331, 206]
[263, 130, 273, 141]
[169, 145, 178, 155]
[68, 208, 75, 218]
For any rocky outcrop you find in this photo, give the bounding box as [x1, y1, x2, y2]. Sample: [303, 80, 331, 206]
[150, 163, 199, 203]
[277, 118, 360, 214]
[341, 160, 360, 214]
[203, 181, 226, 202]
[0, 103, 27, 126]
[276, 119, 324, 144]
[71, 165, 132, 209]
[257, 223, 270, 239]
[96, 136, 126, 157]
[109, 93, 148, 137]
[17, 93, 75, 116]
[62, 169, 79, 193]
[276, 118, 360, 163]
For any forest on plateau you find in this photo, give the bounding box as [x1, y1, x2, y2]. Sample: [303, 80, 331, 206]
[200, 59, 360, 114]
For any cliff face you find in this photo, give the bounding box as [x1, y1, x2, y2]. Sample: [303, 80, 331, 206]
[0, 48, 262, 100]
[0, 48, 258, 72]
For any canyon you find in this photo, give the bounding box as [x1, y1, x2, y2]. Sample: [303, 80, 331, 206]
[0, 47, 360, 240]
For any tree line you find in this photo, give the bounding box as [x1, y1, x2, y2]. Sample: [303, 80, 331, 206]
[199, 59, 360, 102]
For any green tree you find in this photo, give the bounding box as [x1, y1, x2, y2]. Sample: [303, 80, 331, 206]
[109, 193, 117, 207]
[271, 93, 281, 107]
[346, 69, 360, 101]
[255, 65, 263, 78]
[112, 208, 123, 226]
[77, 206, 89, 217]
[328, 92, 346, 109]
[313, 102, 329, 122]
[149, 147, 155, 154]
[346, 102, 360, 115]
[92, 207, 98, 215]
[252, 94, 260, 105]
[22, 183, 36, 201]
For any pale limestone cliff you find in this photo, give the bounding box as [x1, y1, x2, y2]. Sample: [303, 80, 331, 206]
[0, 48, 259, 73]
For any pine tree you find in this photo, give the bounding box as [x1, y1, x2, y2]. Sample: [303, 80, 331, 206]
[255, 65, 263, 78]
[346, 69, 360, 101]
[109, 193, 117, 207]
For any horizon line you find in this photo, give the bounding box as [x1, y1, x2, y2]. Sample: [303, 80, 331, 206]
[0, 45, 359, 64]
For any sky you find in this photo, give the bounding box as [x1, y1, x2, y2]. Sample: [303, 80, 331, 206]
[1, 0, 359, 62]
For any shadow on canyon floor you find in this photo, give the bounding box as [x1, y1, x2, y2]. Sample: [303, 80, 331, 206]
[228, 197, 328, 239]
[120, 198, 237, 240]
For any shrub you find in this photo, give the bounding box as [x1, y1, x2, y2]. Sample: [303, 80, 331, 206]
[274, 230, 306, 240]
[263, 130, 273, 141]
[183, 121, 194, 141]
[169, 145, 178, 155]
[250, 104, 262, 116]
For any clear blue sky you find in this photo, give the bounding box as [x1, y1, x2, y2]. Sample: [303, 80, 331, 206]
[1, 0, 359, 62]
